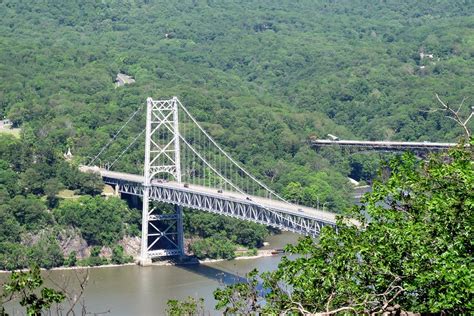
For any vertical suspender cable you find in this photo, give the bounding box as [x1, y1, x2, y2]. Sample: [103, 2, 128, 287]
[89, 105, 143, 166]
[177, 100, 289, 204]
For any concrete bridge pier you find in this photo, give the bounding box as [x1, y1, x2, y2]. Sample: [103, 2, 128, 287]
[176, 204, 185, 258]
[139, 184, 185, 265]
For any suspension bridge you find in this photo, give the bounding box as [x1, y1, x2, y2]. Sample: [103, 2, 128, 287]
[82, 97, 336, 265]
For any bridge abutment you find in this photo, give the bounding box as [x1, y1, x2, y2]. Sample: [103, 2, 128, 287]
[139, 257, 153, 266]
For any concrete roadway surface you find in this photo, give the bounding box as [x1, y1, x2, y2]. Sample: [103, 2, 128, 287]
[80, 166, 337, 224]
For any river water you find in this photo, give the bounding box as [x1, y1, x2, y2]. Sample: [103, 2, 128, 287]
[2, 232, 300, 316]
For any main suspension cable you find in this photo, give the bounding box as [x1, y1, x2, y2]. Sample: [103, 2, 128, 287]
[108, 128, 146, 169]
[89, 105, 143, 165]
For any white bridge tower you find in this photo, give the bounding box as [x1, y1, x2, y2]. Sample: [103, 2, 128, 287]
[140, 97, 184, 265]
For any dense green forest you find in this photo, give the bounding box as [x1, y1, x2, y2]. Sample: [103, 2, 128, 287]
[0, 0, 473, 268]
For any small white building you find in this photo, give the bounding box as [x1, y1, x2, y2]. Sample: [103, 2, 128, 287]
[115, 73, 135, 87]
[420, 52, 434, 60]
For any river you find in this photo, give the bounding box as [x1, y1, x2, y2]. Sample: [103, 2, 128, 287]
[1, 232, 300, 316]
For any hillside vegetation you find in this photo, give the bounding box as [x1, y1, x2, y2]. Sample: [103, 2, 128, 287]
[0, 0, 473, 268]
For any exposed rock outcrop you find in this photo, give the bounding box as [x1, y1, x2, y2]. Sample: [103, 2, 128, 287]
[119, 235, 141, 258]
[21, 228, 89, 258]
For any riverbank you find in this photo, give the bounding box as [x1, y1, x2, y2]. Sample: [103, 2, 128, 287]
[197, 249, 277, 264]
[0, 249, 281, 274]
[1, 232, 300, 315]
[0, 262, 138, 274]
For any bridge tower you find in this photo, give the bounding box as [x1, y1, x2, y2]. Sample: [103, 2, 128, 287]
[141, 97, 184, 265]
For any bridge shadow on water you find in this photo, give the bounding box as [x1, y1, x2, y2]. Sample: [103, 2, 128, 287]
[174, 260, 248, 286]
[169, 258, 269, 297]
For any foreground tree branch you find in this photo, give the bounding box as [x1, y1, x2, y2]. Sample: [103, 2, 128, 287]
[435, 94, 472, 139]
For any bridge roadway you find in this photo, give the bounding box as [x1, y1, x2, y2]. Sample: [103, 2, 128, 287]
[310, 139, 458, 150]
[80, 166, 337, 237]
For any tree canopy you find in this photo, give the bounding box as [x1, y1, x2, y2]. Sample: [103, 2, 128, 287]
[0, 0, 473, 270]
[55, 196, 134, 246]
[213, 142, 473, 314]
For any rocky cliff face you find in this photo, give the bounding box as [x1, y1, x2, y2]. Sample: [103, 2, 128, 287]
[94, 236, 140, 259]
[22, 228, 89, 258]
[119, 236, 141, 258]
[57, 228, 89, 258]
[22, 228, 141, 260]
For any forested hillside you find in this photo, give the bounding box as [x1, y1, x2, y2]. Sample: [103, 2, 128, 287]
[0, 0, 473, 268]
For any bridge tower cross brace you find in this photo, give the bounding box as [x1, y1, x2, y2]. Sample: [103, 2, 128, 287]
[140, 97, 184, 264]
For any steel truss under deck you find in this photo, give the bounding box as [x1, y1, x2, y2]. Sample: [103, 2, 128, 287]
[105, 176, 335, 240]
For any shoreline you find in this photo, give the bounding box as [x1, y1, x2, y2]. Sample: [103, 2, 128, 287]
[0, 250, 279, 274]
[0, 262, 137, 274]
[197, 250, 276, 264]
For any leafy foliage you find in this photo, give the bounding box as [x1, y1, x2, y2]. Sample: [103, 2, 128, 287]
[111, 245, 133, 264]
[184, 210, 270, 259]
[55, 196, 133, 246]
[7, 195, 51, 229]
[27, 235, 64, 270]
[189, 237, 237, 260]
[213, 143, 473, 314]
[77, 246, 107, 267]
[0, 266, 65, 316]
[214, 269, 261, 314]
[0, 233, 65, 271]
[166, 297, 205, 316]
[0, 243, 29, 271]
[185, 211, 268, 248]
[64, 251, 77, 267]
[0, 209, 21, 243]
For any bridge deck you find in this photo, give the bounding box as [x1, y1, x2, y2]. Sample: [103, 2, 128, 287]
[310, 139, 458, 150]
[81, 166, 336, 224]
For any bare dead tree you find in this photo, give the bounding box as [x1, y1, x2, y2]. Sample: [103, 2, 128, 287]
[276, 275, 412, 316]
[45, 269, 96, 316]
[1, 268, 97, 316]
[434, 94, 473, 139]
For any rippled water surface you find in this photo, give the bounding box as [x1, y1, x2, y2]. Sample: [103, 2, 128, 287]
[2, 232, 300, 315]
